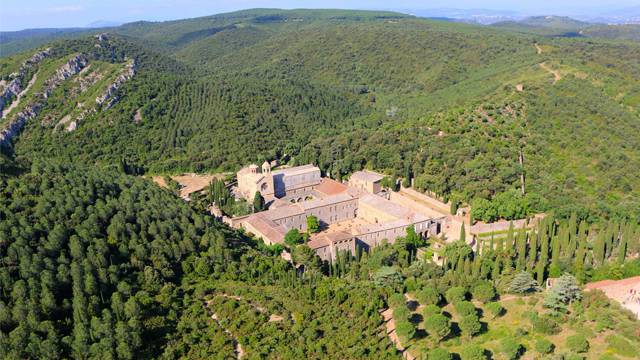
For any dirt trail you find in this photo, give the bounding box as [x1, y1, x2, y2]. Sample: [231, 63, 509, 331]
[534, 43, 543, 54]
[2, 73, 37, 119]
[205, 293, 286, 358]
[210, 312, 245, 359]
[539, 62, 562, 84]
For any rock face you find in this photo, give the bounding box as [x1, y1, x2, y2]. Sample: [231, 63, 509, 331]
[0, 49, 50, 113]
[0, 54, 88, 147]
[96, 59, 136, 109]
[43, 54, 89, 98]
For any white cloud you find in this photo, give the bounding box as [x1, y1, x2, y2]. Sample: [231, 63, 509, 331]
[46, 5, 84, 13]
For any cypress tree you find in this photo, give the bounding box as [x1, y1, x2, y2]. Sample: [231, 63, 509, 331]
[516, 226, 527, 271]
[593, 230, 606, 266]
[505, 221, 514, 254]
[617, 222, 630, 265]
[537, 225, 550, 284]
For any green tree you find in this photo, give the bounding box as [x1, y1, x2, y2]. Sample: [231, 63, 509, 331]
[284, 229, 304, 246]
[500, 337, 524, 360]
[544, 274, 582, 310]
[472, 283, 496, 303]
[460, 344, 487, 360]
[306, 215, 320, 233]
[485, 302, 504, 319]
[427, 348, 452, 360]
[445, 286, 467, 304]
[508, 272, 538, 294]
[253, 191, 265, 212]
[396, 320, 416, 346]
[459, 314, 482, 338]
[566, 334, 589, 353]
[416, 287, 441, 306]
[535, 339, 554, 354]
[373, 267, 404, 292]
[424, 313, 451, 343]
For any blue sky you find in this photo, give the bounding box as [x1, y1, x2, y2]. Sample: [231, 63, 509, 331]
[1, 0, 638, 31]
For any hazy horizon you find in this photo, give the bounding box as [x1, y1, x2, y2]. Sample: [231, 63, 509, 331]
[1, 0, 639, 31]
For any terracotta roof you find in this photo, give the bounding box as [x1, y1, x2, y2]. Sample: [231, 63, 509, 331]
[350, 170, 384, 183]
[314, 178, 348, 197]
[307, 231, 353, 249]
[242, 215, 286, 244]
[261, 204, 304, 221]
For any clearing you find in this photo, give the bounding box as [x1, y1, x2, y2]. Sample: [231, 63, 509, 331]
[151, 173, 228, 199]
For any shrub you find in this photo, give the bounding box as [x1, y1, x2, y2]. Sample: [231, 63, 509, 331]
[389, 293, 406, 308]
[500, 337, 524, 360]
[605, 334, 635, 357]
[598, 355, 618, 360]
[485, 301, 504, 318]
[459, 314, 482, 337]
[417, 287, 442, 305]
[427, 348, 452, 360]
[472, 283, 496, 303]
[535, 338, 554, 354]
[445, 286, 467, 304]
[566, 334, 589, 353]
[531, 314, 561, 335]
[564, 352, 585, 360]
[422, 304, 442, 317]
[424, 313, 451, 342]
[454, 301, 477, 317]
[460, 344, 487, 360]
[396, 320, 416, 346]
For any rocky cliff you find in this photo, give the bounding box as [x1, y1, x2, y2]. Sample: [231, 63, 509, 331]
[96, 59, 136, 109]
[0, 49, 50, 113]
[0, 54, 88, 147]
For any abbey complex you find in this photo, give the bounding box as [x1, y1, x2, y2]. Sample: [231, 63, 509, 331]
[233, 163, 445, 261]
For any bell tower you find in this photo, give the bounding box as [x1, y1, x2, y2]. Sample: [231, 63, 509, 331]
[262, 161, 271, 174]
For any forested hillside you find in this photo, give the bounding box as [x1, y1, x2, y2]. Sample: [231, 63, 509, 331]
[0, 162, 404, 358]
[1, 9, 639, 221]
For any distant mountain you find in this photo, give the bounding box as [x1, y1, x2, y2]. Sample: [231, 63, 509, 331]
[492, 15, 640, 41]
[86, 20, 123, 28]
[0, 27, 106, 56]
[407, 8, 523, 24]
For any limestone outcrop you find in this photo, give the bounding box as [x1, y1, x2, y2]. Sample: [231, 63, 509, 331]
[43, 54, 89, 98]
[96, 59, 136, 109]
[0, 54, 88, 147]
[0, 49, 50, 113]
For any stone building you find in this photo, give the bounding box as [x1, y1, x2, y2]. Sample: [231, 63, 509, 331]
[348, 170, 384, 194]
[236, 163, 321, 202]
[233, 165, 444, 261]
